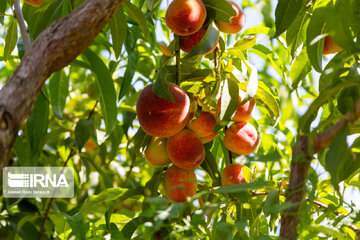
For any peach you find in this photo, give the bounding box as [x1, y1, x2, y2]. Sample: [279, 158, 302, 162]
[215, 1, 245, 34]
[83, 140, 97, 155]
[162, 165, 197, 202]
[167, 129, 205, 169]
[136, 82, 190, 137]
[224, 121, 259, 155]
[221, 164, 247, 186]
[218, 89, 256, 122]
[165, 0, 207, 36]
[144, 137, 172, 167]
[323, 35, 342, 55]
[180, 26, 219, 55]
[187, 111, 218, 143]
[24, 0, 44, 6]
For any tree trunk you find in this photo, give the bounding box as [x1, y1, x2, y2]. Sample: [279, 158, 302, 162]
[0, 0, 124, 171]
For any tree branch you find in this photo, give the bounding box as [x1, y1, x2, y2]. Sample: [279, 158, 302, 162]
[0, 0, 124, 171]
[13, 0, 31, 51]
[280, 99, 360, 239]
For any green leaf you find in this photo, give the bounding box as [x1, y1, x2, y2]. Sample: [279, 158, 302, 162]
[212, 181, 272, 194]
[109, 10, 127, 59]
[326, 0, 355, 51]
[251, 83, 280, 122]
[81, 188, 127, 213]
[26, 91, 49, 157]
[118, 48, 138, 100]
[60, 212, 89, 240]
[290, 48, 311, 89]
[13, 136, 31, 167]
[75, 119, 94, 151]
[146, 0, 161, 10]
[201, 146, 221, 186]
[216, 77, 239, 129]
[286, 6, 310, 58]
[325, 127, 360, 191]
[228, 35, 257, 55]
[123, 0, 149, 39]
[54, 212, 71, 240]
[83, 49, 117, 134]
[185, 24, 219, 58]
[306, 7, 328, 72]
[4, 20, 18, 61]
[300, 81, 360, 133]
[49, 70, 69, 119]
[263, 190, 280, 216]
[203, 0, 236, 23]
[23, 0, 64, 39]
[242, 26, 275, 37]
[153, 68, 175, 102]
[241, 166, 252, 183]
[274, 0, 305, 37]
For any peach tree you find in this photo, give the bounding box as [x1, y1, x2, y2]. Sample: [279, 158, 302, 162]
[0, 0, 360, 239]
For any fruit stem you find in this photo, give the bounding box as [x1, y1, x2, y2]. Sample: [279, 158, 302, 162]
[175, 34, 181, 85]
[224, 126, 233, 164]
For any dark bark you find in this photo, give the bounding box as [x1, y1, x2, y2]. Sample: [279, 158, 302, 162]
[0, 0, 124, 171]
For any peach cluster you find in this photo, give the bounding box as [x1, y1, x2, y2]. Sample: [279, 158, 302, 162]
[165, 0, 246, 55]
[136, 82, 218, 202]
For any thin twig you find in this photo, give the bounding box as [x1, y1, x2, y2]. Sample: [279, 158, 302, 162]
[13, 0, 31, 51]
[39, 149, 76, 240]
[87, 100, 98, 120]
[124, 153, 136, 185]
[174, 34, 181, 85]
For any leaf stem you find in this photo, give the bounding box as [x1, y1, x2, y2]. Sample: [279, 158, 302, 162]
[175, 34, 181, 85]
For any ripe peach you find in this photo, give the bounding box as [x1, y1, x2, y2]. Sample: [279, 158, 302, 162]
[218, 89, 256, 122]
[221, 164, 247, 186]
[162, 165, 197, 202]
[24, 0, 44, 6]
[167, 129, 205, 169]
[165, 0, 207, 36]
[215, 1, 245, 34]
[136, 82, 190, 137]
[323, 35, 342, 55]
[224, 121, 259, 155]
[187, 111, 218, 143]
[180, 27, 219, 55]
[144, 137, 172, 167]
[83, 140, 97, 155]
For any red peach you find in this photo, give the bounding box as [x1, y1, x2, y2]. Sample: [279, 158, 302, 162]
[136, 82, 190, 137]
[167, 129, 205, 169]
[215, 1, 246, 34]
[162, 165, 197, 202]
[24, 0, 44, 6]
[323, 35, 342, 55]
[165, 0, 207, 36]
[187, 111, 218, 143]
[180, 27, 219, 55]
[221, 164, 247, 186]
[144, 137, 172, 167]
[224, 121, 259, 155]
